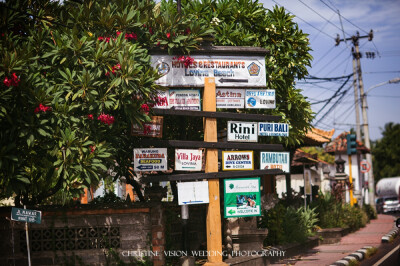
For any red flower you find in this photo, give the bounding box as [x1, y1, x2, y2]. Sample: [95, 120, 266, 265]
[149, 27, 153, 35]
[98, 36, 104, 41]
[89, 145, 96, 154]
[34, 103, 51, 114]
[3, 76, 12, 87]
[3, 73, 20, 87]
[87, 114, 94, 120]
[166, 32, 171, 39]
[116, 31, 122, 37]
[140, 104, 150, 113]
[125, 33, 137, 41]
[156, 41, 160, 46]
[184, 28, 191, 35]
[97, 113, 115, 125]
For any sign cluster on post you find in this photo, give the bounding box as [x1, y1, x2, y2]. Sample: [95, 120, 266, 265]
[134, 48, 291, 264]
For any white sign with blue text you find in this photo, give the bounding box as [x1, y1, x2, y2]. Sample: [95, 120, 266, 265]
[260, 151, 290, 173]
[177, 181, 209, 205]
[245, 89, 275, 109]
[258, 123, 289, 137]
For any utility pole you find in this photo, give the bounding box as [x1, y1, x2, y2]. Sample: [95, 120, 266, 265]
[335, 30, 375, 206]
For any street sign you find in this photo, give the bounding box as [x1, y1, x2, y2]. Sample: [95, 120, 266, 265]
[227, 121, 258, 142]
[11, 207, 42, 224]
[222, 151, 254, 171]
[175, 149, 203, 171]
[151, 54, 266, 87]
[133, 148, 168, 171]
[224, 178, 261, 218]
[177, 181, 209, 205]
[360, 159, 371, 173]
[216, 88, 245, 109]
[169, 89, 201, 110]
[245, 89, 275, 109]
[260, 151, 290, 173]
[131, 116, 163, 138]
[258, 122, 289, 137]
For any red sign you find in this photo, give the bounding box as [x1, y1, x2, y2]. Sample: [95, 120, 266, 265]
[360, 160, 371, 173]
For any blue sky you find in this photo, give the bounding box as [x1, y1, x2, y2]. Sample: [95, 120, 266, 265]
[260, 0, 400, 141]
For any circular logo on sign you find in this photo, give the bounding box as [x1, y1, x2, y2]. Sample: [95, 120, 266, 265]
[156, 62, 170, 76]
[247, 97, 256, 107]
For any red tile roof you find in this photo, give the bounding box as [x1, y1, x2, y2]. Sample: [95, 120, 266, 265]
[324, 131, 370, 154]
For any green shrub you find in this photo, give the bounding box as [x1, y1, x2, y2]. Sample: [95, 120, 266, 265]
[363, 204, 377, 221]
[341, 204, 368, 231]
[261, 204, 318, 245]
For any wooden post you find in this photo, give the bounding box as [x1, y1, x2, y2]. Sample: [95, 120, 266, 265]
[203, 78, 228, 266]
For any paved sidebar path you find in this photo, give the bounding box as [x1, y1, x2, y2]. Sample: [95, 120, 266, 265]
[273, 214, 396, 265]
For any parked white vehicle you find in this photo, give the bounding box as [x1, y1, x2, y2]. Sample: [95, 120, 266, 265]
[375, 177, 400, 213]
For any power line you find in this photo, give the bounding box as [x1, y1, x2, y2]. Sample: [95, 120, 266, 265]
[312, 45, 336, 67]
[319, 0, 369, 35]
[297, 0, 350, 35]
[271, 0, 334, 40]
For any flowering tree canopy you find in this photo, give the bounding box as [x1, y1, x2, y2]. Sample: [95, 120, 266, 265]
[1, 0, 313, 205]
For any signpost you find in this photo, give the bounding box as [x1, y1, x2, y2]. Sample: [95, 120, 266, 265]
[222, 151, 254, 171]
[216, 88, 245, 109]
[227, 121, 258, 142]
[133, 148, 168, 171]
[258, 122, 289, 137]
[175, 149, 203, 171]
[169, 89, 201, 110]
[260, 151, 290, 173]
[224, 178, 261, 218]
[245, 89, 275, 109]
[177, 181, 209, 205]
[151, 54, 266, 87]
[11, 207, 42, 266]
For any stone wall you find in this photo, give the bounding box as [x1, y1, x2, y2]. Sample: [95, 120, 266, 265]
[0, 204, 165, 266]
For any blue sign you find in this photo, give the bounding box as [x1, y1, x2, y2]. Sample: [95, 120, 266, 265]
[258, 122, 289, 137]
[11, 207, 42, 224]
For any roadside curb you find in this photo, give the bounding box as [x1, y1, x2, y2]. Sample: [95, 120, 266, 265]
[381, 227, 399, 243]
[329, 246, 375, 266]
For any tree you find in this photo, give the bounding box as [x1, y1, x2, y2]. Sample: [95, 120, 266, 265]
[0, 0, 164, 205]
[372, 122, 400, 182]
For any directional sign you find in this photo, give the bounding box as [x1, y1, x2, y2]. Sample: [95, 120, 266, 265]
[260, 151, 290, 173]
[222, 151, 254, 171]
[360, 159, 371, 173]
[258, 122, 289, 137]
[151, 55, 266, 87]
[177, 181, 209, 205]
[245, 89, 275, 109]
[133, 148, 167, 172]
[224, 178, 261, 218]
[11, 207, 42, 224]
[227, 121, 258, 142]
[175, 149, 203, 171]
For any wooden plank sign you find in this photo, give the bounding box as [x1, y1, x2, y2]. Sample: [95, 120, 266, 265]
[131, 116, 163, 138]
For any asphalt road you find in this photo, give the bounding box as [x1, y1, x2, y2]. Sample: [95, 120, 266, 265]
[361, 230, 400, 266]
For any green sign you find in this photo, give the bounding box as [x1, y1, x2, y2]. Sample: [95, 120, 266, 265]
[224, 178, 261, 218]
[11, 207, 42, 224]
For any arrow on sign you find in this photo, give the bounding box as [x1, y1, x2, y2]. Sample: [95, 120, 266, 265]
[218, 78, 248, 83]
[228, 209, 236, 215]
[136, 165, 153, 170]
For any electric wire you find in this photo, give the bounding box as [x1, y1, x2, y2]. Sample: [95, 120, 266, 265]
[297, 0, 350, 35]
[271, 0, 334, 40]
